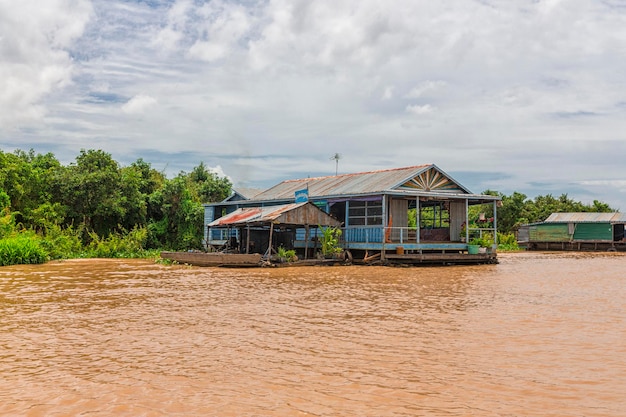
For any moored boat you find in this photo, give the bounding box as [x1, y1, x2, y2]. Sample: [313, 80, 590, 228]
[160, 251, 262, 267]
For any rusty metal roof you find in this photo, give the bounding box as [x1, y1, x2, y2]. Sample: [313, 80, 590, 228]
[251, 164, 472, 201]
[208, 202, 341, 227]
[544, 212, 626, 223]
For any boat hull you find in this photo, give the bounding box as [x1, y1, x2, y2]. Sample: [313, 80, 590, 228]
[160, 252, 262, 267]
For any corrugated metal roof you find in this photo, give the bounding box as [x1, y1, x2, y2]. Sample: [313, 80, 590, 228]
[233, 187, 262, 199]
[250, 164, 472, 201]
[222, 187, 262, 202]
[208, 202, 341, 227]
[544, 212, 626, 223]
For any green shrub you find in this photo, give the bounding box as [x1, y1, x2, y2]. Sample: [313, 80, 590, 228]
[39, 223, 85, 259]
[0, 235, 48, 266]
[319, 226, 342, 257]
[497, 232, 520, 251]
[469, 233, 494, 248]
[86, 226, 148, 258]
[277, 246, 297, 262]
[0, 206, 15, 239]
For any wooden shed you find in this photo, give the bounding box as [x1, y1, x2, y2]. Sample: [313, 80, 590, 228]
[207, 202, 341, 257]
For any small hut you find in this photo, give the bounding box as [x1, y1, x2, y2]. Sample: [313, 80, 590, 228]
[207, 202, 342, 258]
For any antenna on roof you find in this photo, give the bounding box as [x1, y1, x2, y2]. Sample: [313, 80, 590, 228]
[330, 153, 341, 175]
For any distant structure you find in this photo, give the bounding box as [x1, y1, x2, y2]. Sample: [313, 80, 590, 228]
[518, 212, 626, 251]
[330, 153, 341, 175]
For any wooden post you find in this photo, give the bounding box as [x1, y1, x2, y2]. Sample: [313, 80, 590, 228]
[265, 222, 275, 260]
[246, 224, 251, 254]
[381, 195, 386, 261]
[416, 197, 420, 243]
[465, 199, 469, 243]
[304, 225, 310, 260]
[493, 200, 498, 246]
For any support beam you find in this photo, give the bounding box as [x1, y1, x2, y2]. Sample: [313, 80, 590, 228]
[416, 197, 421, 243]
[465, 199, 469, 242]
[304, 225, 310, 260]
[265, 222, 275, 260]
[493, 200, 498, 246]
[246, 224, 250, 254]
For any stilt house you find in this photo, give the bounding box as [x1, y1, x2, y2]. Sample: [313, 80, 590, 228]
[204, 165, 500, 264]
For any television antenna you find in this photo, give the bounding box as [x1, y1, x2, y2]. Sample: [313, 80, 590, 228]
[330, 153, 341, 175]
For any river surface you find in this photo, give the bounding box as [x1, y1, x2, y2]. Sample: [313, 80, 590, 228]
[1, 252, 625, 416]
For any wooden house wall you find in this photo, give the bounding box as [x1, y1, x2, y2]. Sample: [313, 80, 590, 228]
[204, 206, 215, 243]
[449, 201, 466, 240]
[389, 198, 408, 240]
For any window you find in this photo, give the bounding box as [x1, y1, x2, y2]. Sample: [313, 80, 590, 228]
[348, 200, 383, 226]
[419, 203, 450, 228]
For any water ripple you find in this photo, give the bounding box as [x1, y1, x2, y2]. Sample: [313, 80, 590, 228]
[1, 254, 625, 416]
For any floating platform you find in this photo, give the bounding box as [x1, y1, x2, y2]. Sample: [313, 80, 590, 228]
[161, 248, 497, 268]
[382, 252, 498, 265]
[521, 241, 626, 252]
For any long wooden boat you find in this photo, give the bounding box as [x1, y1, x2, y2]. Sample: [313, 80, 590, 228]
[160, 251, 262, 267]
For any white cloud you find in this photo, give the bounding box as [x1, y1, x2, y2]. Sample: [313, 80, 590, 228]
[382, 86, 395, 100]
[405, 104, 435, 115]
[0, 0, 92, 129]
[405, 81, 447, 99]
[580, 180, 626, 188]
[2, 0, 626, 210]
[155, 0, 253, 62]
[122, 95, 157, 114]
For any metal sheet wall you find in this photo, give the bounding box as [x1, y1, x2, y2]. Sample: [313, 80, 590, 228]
[572, 223, 613, 241]
[529, 224, 570, 242]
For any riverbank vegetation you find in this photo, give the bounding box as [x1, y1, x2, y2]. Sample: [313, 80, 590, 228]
[0, 148, 616, 265]
[0, 148, 231, 265]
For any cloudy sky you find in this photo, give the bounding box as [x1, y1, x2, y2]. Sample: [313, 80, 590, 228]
[1, 0, 626, 209]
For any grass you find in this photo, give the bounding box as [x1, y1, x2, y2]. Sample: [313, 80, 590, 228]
[0, 235, 48, 266]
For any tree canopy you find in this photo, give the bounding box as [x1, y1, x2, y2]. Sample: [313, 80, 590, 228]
[0, 147, 617, 251]
[0, 148, 232, 250]
[476, 190, 615, 234]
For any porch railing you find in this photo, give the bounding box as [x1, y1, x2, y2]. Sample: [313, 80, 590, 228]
[467, 227, 497, 243]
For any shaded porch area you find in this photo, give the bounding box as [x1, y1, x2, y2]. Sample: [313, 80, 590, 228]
[293, 193, 500, 265]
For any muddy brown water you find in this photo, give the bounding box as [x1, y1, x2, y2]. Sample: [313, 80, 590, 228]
[1, 252, 625, 416]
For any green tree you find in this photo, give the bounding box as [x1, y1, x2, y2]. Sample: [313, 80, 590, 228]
[0, 150, 60, 223]
[53, 149, 125, 237]
[149, 175, 204, 250]
[0, 190, 15, 238]
[493, 191, 615, 234]
[129, 158, 166, 223]
[495, 191, 528, 233]
[187, 162, 232, 203]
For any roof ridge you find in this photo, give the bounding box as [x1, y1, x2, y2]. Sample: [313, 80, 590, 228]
[281, 164, 432, 183]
